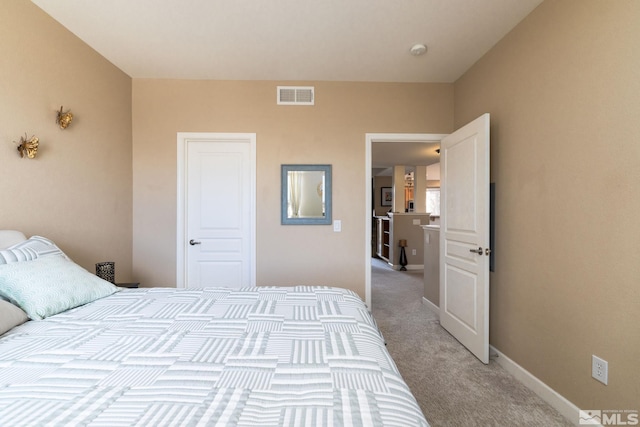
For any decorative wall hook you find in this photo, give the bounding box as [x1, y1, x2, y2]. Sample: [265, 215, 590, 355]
[16, 133, 39, 159]
[56, 106, 73, 129]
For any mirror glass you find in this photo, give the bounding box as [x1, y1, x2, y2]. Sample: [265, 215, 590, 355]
[281, 164, 332, 225]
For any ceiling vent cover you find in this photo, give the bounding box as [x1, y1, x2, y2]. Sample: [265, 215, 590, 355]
[277, 86, 314, 105]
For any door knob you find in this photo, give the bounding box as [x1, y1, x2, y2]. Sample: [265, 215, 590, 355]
[469, 247, 483, 254]
[189, 239, 201, 246]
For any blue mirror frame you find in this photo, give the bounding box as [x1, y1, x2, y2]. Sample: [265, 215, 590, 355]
[281, 164, 332, 225]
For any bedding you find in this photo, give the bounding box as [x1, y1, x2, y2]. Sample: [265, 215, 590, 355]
[0, 286, 429, 426]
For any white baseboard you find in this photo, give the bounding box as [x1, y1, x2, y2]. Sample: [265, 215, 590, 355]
[422, 297, 440, 317]
[490, 345, 585, 426]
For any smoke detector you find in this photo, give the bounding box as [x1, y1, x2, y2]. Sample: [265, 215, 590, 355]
[410, 44, 427, 56]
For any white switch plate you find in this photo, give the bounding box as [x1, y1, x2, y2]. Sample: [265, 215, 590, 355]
[333, 220, 341, 232]
[413, 219, 421, 225]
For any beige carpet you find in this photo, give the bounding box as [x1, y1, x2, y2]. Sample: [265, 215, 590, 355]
[370, 257, 574, 427]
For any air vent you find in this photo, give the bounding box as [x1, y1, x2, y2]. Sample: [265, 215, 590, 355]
[277, 86, 314, 105]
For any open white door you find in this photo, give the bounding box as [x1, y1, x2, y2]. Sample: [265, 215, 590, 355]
[439, 114, 491, 363]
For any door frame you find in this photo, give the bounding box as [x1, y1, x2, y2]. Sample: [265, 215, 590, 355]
[365, 133, 447, 308]
[176, 132, 257, 288]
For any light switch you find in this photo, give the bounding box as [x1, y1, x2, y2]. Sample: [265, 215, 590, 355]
[413, 219, 421, 225]
[333, 220, 342, 232]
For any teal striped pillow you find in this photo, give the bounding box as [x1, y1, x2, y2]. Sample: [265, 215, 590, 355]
[0, 256, 120, 320]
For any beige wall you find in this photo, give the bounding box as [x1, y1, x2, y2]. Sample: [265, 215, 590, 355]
[422, 227, 439, 306]
[455, 0, 640, 409]
[132, 80, 453, 296]
[0, 1, 133, 280]
[388, 213, 429, 269]
[373, 175, 392, 216]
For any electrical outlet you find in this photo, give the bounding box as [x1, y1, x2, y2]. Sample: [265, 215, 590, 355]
[592, 355, 608, 385]
[412, 249, 417, 255]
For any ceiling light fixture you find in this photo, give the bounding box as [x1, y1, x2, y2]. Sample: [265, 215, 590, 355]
[410, 43, 427, 56]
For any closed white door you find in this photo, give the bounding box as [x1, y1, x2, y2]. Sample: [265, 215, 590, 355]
[177, 133, 256, 289]
[439, 114, 491, 364]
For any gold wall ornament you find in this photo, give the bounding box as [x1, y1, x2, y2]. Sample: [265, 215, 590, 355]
[56, 106, 73, 129]
[16, 133, 39, 159]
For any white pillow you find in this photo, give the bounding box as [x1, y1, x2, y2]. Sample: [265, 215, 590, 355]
[0, 230, 27, 250]
[0, 299, 29, 335]
[0, 256, 120, 320]
[0, 235, 68, 265]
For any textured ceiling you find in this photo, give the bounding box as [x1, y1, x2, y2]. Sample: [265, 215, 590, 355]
[32, 0, 542, 83]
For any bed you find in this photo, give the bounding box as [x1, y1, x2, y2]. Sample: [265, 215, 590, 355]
[0, 231, 428, 426]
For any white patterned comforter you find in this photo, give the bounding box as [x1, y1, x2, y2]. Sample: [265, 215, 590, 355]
[0, 286, 428, 427]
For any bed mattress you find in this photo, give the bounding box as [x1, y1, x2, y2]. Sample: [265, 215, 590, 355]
[0, 286, 428, 426]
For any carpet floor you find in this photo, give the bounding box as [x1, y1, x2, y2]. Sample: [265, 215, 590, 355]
[370, 257, 574, 427]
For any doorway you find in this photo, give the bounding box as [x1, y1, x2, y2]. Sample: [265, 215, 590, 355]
[367, 115, 491, 364]
[365, 133, 446, 307]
